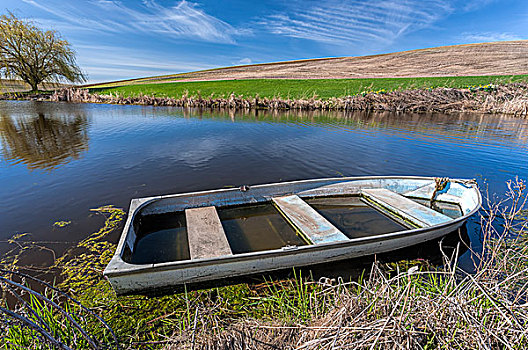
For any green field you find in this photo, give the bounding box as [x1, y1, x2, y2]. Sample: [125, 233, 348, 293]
[90, 75, 528, 100]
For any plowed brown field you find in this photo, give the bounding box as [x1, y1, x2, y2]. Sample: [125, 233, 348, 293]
[92, 40, 528, 87]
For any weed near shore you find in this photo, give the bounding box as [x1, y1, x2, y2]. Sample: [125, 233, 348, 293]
[2, 179, 528, 349]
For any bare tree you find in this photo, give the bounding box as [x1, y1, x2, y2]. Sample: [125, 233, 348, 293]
[0, 13, 85, 92]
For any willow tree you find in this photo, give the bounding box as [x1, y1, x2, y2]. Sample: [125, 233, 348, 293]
[0, 13, 85, 92]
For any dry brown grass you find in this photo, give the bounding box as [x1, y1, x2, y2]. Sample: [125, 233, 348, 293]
[165, 179, 528, 350]
[2, 179, 528, 349]
[0, 79, 69, 93]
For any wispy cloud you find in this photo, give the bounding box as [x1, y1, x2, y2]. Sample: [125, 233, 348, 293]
[462, 0, 498, 12]
[259, 0, 453, 46]
[21, 0, 126, 33]
[461, 32, 524, 43]
[14, 0, 519, 83]
[22, 0, 249, 43]
[74, 45, 214, 82]
[20, 0, 244, 82]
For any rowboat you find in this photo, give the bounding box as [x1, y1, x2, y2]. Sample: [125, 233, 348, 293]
[104, 176, 481, 295]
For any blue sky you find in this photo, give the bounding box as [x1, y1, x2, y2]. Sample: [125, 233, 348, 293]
[2, 0, 527, 83]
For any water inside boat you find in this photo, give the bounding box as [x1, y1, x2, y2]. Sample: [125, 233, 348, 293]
[218, 203, 307, 253]
[127, 212, 189, 264]
[410, 198, 463, 219]
[305, 197, 406, 238]
[124, 195, 464, 265]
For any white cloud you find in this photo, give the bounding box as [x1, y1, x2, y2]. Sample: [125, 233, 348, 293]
[461, 32, 524, 43]
[462, 0, 498, 12]
[259, 0, 453, 46]
[22, 0, 249, 44]
[74, 45, 214, 83]
[235, 58, 252, 65]
[76, 45, 211, 71]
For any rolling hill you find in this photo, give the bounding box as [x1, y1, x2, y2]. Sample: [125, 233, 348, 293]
[88, 40, 528, 88]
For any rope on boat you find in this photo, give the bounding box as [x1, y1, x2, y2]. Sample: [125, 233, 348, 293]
[431, 177, 450, 203]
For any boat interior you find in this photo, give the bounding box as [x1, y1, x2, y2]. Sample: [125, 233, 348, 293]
[121, 178, 477, 265]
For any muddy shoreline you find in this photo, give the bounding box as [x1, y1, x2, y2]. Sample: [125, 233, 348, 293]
[1, 83, 527, 116]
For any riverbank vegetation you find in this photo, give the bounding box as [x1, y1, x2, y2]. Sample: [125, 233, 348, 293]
[4, 74, 528, 116]
[90, 75, 528, 100]
[48, 81, 528, 116]
[1, 179, 528, 349]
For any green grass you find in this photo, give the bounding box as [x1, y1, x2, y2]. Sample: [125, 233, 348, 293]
[0, 206, 332, 348]
[90, 75, 528, 100]
[4, 180, 528, 349]
[66, 270, 330, 348]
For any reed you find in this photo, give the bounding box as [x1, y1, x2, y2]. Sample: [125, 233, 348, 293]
[46, 83, 528, 116]
[2, 179, 528, 349]
[185, 179, 528, 349]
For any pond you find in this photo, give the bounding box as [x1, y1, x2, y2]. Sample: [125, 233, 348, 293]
[1, 100, 528, 272]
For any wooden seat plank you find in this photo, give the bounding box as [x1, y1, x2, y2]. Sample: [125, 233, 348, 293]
[185, 206, 232, 260]
[362, 188, 451, 228]
[272, 195, 349, 244]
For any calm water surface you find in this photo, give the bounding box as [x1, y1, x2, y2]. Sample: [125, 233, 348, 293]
[1, 101, 528, 270]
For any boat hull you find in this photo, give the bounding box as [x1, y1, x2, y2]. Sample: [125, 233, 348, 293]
[104, 176, 481, 295]
[109, 222, 461, 295]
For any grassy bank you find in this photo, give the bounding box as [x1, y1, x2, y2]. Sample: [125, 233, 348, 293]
[2, 179, 528, 349]
[90, 75, 528, 100]
[57, 82, 528, 116]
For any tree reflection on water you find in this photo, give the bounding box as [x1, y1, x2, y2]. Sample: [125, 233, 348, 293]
[0, 112, 89, 170]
